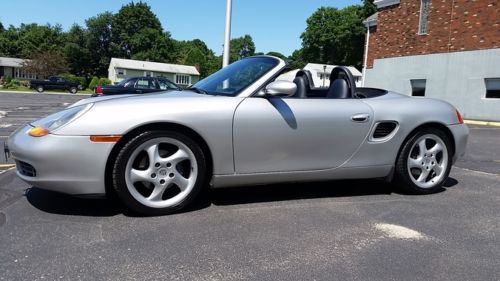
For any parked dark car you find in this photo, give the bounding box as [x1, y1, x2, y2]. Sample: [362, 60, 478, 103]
[92, 76, 181, 97]
[29, 76, 80, 94]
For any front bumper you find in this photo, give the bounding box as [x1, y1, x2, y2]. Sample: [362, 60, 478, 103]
[7, 125, 115, 195]
[448, 123, 469, 164]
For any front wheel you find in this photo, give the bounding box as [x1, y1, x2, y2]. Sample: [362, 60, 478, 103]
[69, 87, 77, 94]
[112, 130, 207, 215]
[36, 86, 44, 93]
[394, 128, 452, 194]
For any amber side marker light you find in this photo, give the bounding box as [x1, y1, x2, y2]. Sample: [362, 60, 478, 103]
[456, 110, 464, 124]
[90, 135, 122, 142]
[28, 127, 50, 137]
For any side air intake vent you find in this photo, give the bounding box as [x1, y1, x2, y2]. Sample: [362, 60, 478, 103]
[373, 122, 397, 139]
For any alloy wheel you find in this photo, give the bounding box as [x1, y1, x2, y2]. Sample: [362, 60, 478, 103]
[407, 134, 449, 189]
[124, 137, 198, 208]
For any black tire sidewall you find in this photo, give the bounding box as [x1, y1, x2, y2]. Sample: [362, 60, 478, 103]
[394, 128, 453, 194]
[36, 86, 44, 93]
[112, 130, 207, 215]
[70, 87, 77, 94]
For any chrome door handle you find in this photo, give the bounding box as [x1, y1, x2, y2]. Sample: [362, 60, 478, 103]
[351, 114, 370, 122]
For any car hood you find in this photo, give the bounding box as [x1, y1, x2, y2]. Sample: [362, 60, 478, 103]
[71, 90, 201, 108]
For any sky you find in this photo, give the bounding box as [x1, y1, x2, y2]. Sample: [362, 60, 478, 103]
[0, 0, 361, 57]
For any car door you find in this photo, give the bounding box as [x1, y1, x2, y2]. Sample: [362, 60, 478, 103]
[47, 77, 58, 90]
[232, 97, 373, 173]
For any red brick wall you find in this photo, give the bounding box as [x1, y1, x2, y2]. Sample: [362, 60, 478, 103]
[366, 0, 500, 68]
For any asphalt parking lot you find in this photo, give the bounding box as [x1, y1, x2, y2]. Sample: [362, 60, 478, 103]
[0, 92, 499, 280]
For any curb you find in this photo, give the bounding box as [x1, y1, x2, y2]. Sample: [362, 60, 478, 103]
[464, 120, 500, 127]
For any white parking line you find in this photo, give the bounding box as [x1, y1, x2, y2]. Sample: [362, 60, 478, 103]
[456, 166, 500, 177]
[374, 223, 428, 240]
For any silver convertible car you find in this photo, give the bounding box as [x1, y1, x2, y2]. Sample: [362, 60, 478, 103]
[8, 56, 469, 215]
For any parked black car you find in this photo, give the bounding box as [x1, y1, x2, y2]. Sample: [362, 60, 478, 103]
[29, 76, 80, 94]
[92, 76, 181, 97]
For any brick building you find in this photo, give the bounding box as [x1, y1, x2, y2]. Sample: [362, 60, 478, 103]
[362, 0, 500, 121]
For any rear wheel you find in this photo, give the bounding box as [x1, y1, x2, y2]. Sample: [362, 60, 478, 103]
[36, 86, 44, 93]
[112, 130, 207, 215]
[69, 87, 77, 94]
[394, 128, 452, 194]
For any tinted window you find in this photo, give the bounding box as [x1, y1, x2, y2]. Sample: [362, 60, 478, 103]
[157, 78, 178, 90]
[411, 79, 426, 97]
[485, 78, 500, 99]
[192, 57, 279, 96]
[136, 78, 156, 89]
[119, 78, 137, 88]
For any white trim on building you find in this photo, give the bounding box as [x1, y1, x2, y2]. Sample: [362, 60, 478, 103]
[373, 0, 400, 9]
[108, 58, 200, 85]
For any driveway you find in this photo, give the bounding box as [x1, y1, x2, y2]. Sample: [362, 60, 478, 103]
[0, 92, 499, 280]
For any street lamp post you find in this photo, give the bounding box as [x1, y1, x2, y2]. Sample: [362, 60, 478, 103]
[222, 0, 232, 68]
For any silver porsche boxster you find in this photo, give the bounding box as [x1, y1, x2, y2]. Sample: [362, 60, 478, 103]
[8, 56, 469, 215]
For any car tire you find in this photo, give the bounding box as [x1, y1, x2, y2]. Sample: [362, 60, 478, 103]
[393, 128, 453, 194]
[69, 87, 77, 94]
[36, 86, 44, 93]
[111, 130, 208, 215]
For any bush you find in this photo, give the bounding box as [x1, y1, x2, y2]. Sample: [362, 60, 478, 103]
[5, 76, 12, 84]
[5, 79, 21, 89]
[88, 76, 99, 90]
[98, 78, 112, 86]
[61, 73, 87, 90]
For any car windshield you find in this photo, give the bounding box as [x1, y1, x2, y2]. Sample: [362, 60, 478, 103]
[191, 57, 279, 96]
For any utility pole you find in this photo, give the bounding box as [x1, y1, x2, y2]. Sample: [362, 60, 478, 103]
[222, 0, 232, 68]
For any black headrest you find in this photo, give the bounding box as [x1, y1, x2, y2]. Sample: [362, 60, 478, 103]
[329, 66, 356, 98]
[327, 79, 349, 99]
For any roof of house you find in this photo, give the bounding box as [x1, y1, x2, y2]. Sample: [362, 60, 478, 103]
[363, 12, 378, 27]
[0, 57, 27, 68]
[304, 63, 363, 77]
[109, 58, 200, 76]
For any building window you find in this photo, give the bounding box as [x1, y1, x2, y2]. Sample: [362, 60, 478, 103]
[117, 68, 126, 75]
[176, 74, 191, 85]
[411, 79, 426, 96]
[14, 68, 36, 79]
[144, 71, 153, 77]
[485, 78, 500, 99]
[418, 0, 430, 34]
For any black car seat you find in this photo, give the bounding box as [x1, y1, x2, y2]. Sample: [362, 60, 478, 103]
[291, 70, 313, 98]
[327, 66, 355, 99]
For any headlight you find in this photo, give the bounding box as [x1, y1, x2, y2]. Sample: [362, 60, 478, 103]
[28, 103, 93, 137]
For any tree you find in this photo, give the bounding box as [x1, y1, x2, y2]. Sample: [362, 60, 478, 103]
[230, 35, 255, 63]
[0, 22, 4, 33]
[129, 28, 177, 63]
[111, 2, 163, 58]
[63, 24, 91, 75]
[288, 49, 306, 69]
[21, 50, 68, 78]
[300, 5, 367, 68]
[177, 39, 220, 77]
[85, 12, 114, 76]
[362, 0, 377, 18]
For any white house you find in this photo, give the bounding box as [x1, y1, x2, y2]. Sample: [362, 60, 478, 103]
[304, 63, 362, 88]
[108, 58, 200, 87]
[277, 63, 362, 88]
[0, 57, 36, 80]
